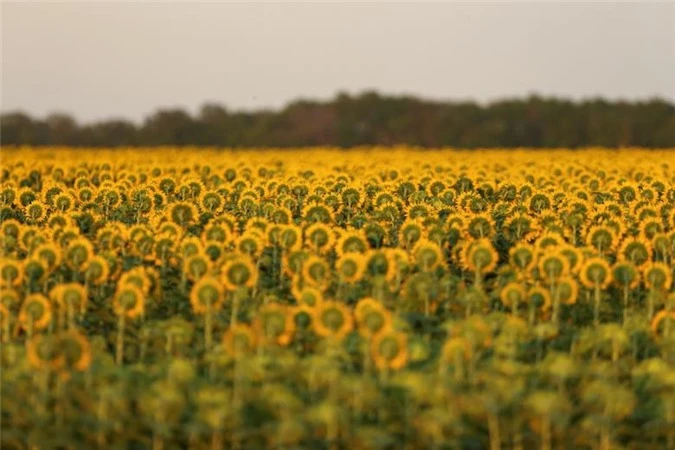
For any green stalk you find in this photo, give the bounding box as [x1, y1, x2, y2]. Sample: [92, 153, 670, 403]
[116, 314, 126, 366]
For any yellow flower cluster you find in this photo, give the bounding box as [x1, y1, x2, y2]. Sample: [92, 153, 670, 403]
[1, 147, 675, 449]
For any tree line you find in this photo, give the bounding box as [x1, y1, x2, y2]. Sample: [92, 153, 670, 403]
[2, 92, 674, 148]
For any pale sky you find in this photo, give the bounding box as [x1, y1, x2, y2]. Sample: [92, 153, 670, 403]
[1, 1, 674, 123]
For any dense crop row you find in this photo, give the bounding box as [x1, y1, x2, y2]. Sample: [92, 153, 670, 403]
[1, 148, 675, 450]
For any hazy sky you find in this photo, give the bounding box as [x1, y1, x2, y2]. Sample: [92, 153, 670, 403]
[2, 1, 674, 123]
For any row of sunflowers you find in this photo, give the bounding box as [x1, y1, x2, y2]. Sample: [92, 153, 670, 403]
[1, 147, 675, 450]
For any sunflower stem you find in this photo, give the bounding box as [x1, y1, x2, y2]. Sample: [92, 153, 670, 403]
[116, 314, 126, 366]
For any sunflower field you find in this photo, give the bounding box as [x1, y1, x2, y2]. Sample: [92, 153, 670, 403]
[2, 147, 675, 450]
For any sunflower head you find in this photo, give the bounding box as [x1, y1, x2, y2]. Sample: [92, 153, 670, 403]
[19, 293, 52, 331]
[619, 237, 652, 268]
[612, 261, 640, 289]
[463, 239, 498, 273]
[169, 202, 198, 228]
[335, 230, 369, 257]
[336, 253, 366, 284]
[64, 237, 93, 271]
[554, 276, 579, 305]
[643, 262, 672, 291]
[412, 239, 444, 272]
[27, 333, 64, 370]
[499, 282, 526, 309]
[355, 298, 391, 338]
[254, 303, 294, 346]
[304, 223, 335, 255]
[222, 324, 257, 357]
[537, 250, 570, 282]
[302, 256, 331, 290]
[313, 301, 353, 340]
[190, 277, 225, 314]
[221, 256, 257, 291]
[580, 257, 612, 289]
[113, 285, 145, 319]
[183, 252, 213, 282]
[52, 283, 88, 313]
[60, 330, 92, 372]
[371, 330, 408, 370]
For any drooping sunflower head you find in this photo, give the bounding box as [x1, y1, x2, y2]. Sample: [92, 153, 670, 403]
[537, 250, 570, 283]
[222, 324, 257, 357]
[462, 238, 498, 273]
[643, 262, 672, 291]
[302, 256, 332, 290]
[84, 255, 110, 285]
[398, 219, 425, 249]
[276, 225, 301, 252]
[235, 232, 264, 259]
[189, 277, 225, 314]
[612, 261, 640, 289]
[554, 276, 579, 305]
[335, 229, 369, 257]
[499, 282, 526, 309]
[618, 237, 653, 268]
[254, 303, 294, 346]
[27, 333, 64, 371]
[60, 330, 92, 372]
[0, 258, 23, 288]
[304, 223, 335, 255]
[579, 257, 612, 289]
[169, 201, 198, 228]
[19, 293, 52, 331]
[336, 253, 366, 284]
[355, 298, 391, 338]
[183, 252, 213, 282]
[312, 301, 353, 340]
[371, 330, 408, 371]
[294, 286, 323, 307]
[221, 256, 257, 291]
[24, 201, 48, 224]
[64, 237, 93, 271]
[412, 239, 445, 272]
[113, 284, 145, 319]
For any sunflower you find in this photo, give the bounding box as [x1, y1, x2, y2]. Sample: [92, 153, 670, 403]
[254, 303, 294, 346]
[462, 238, 498, 273]
[235, 232, 264, 259]
[618, 236, 653, 268]
[371, 330, 408, 371]
[52, 283, 88, 321]
[612, 261, 640, 290]
[398, 219, 425, 249]
[84, 255, 110, 285]
[113, 285, 145, 319]
[302, 203, 333, 225]
[335, 229, 369, 257]
[26, 333, 64, 370]
[304, 223, 336, 255]
[537, 250, 570, 283]
[354, 298, 391, 338]
[302, 256, 332, 291]
[651, 309, 675, 338]
[183, 252, 213, 282]
[465, 213, 494, 240]
[200, 190, 224, 214]
[585, 225, 618, 255]
[499, 282, 526, 310]
[168, 201, 199, 228]
[19, 293, 52, 333]
[222, 324, 257, 357]
[580, 257, 612, 289]
[278, 225, 303, 252]
[412, 239, 445, 272]
[203, 223, 230, 245]
[294, 286, 324, 307]
[553, 276, 579, 305]
[189, 277, 225, 314]
[643, 262, 672, 291]
[336, 253, 366, 284]
[221, 256, 258, 291]
[119, 267, 152, 295]
[64, 237, 94, 271]
[312, 301, 353, 340]
[527, 286, 552, 313]
[60, 330, 93, 372]
[24, 201, 48, 224]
